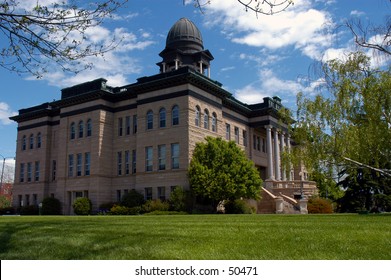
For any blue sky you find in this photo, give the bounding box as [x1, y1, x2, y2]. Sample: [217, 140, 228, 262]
[0, 0, 390, 171]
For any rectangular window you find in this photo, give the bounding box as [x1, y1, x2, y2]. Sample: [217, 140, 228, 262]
[125, 150, 130, 175]
[145, 146, 153, 172]
[158, 186, 166, 201]
[118, 117, 123, 136]
[253, 135, 257, 150]
[132, 149, 137, 174]
[116, 190, 121, 202]
[262, 138, 266, 153]
[25, 194, 30, 206]
[133, 115, 138, 134]
[34, 161, 40, 181]
[171, 143, 179, 169]
[33, 194, 38, 205]
[257, 136, 261, 151]
[52, 160, 56, 181]
[20, 163, 25, 183]
[77, 153, 82, 176]
[243, 130, 247, 147]
[158, 145, 166, 170]
[68, 155, 74, 177]
[145, 187, 153, 200]
[27, 162, 32, 182]
[117, 151, 122, 175]
[234, 127, 239, 144]
[85, 152, 90, 176]
[125, 116, 131, 135]
[226, 124, 231, 140]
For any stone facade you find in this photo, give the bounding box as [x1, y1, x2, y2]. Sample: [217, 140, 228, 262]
[10, 18, 316, 214]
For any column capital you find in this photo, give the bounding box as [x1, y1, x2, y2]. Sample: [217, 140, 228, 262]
[265, 125, 273, 130]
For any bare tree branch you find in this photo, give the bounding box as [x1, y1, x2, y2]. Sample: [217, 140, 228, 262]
[189, 0, 294, 16]
[0, 0, 128, 78]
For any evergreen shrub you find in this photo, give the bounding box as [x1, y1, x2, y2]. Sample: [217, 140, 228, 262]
[41, 197, 62, 215]
[121, 190, 145, 208]
[224, 199, 255, 214]
[73, 197, 92, 215]
[142, 199, 170, 213]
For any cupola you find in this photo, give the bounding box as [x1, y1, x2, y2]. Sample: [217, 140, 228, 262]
[157, 18, 214, 77]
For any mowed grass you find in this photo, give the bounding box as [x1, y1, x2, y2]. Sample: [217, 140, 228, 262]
[0, 214, 390, 260]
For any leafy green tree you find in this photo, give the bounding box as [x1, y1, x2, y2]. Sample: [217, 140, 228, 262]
[288, 52, 391, 210]
[188, 137, 262, 207]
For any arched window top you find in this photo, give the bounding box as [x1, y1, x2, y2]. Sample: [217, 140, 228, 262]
[86, 119, 92, 137]
[212, 112, 217, 132]
[70, 122, 76, 140]
[78, 120, 84, 138]
[172, 105, 179, 126]
[204, 109, 209, 129]
[147, 110, 153, 130]
[159, 107, 166, 128]
[195, 106, 200, 127]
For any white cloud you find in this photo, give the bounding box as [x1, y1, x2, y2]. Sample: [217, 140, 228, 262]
[33, 25, 155, 88]
[0, 102, 17, 125]
[234, 67, 326, 106]
[350, 10, 365, 17]
[235, 84, 269, 104]
[203, 0, 334, 60]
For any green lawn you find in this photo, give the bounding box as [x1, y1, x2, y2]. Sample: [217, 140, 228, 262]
[0, 214, 390, 260]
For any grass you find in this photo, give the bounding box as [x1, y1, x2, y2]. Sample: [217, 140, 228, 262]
[0, 214, 390, 260]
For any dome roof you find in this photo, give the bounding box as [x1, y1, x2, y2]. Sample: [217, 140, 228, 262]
[166, 18, 204, 52]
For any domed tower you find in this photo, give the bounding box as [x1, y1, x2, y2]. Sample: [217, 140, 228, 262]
[157, 18, 214, 78]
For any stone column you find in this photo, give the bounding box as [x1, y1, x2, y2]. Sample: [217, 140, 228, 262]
[199, 61, 203, 74]
[175, 59, 179, 70]
[280, 132, 286, 181]
[287, 135, 292, 181]
[274, 129, 281, 181]
[265, 126, 274, 180]
[207, 65, 211, 78]
[162, 62, 166, 73]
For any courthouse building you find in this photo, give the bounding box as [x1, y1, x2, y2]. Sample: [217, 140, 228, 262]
[10, 18, 316, 214]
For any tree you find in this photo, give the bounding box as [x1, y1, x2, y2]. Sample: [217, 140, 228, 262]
[189, 0, 294, 16]
[0, 0, 128, 77]
[188, 137, 262, 207]
[288, 51, 391, 211]
[0, 182, 12, 208]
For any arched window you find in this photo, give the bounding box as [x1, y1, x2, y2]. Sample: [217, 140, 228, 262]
[78, 121, 84, 138]
[212, 113, 217, 132]
[29, 134, 34, 149]
[159, 108, 166, 128]
[86, 119, 92, 137]
[172, 105, 179, 126]
[70, 122, 75, 139]
[195, 106, 200, 127]
[37, 133, 42, 148]
[146, 110, 153, 130]
[22, 135, 26, 151]
[204, 109, 209, 129]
